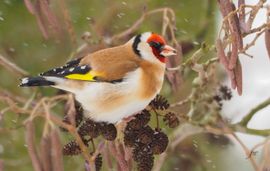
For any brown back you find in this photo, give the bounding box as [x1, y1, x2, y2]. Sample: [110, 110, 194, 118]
[80, 44, 140, 81]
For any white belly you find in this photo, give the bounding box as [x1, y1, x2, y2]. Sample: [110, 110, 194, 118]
[74, 69, 161, 123]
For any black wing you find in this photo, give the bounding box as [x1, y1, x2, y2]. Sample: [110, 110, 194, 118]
[40, 57, 90, 77]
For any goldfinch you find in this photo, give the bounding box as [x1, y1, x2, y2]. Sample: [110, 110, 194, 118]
[20, 32, 177, 123]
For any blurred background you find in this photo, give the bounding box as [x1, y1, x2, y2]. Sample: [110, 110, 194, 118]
[0, 0, 269, 171]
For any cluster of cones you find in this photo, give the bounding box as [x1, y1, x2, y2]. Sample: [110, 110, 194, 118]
[61, 95, 182, 171]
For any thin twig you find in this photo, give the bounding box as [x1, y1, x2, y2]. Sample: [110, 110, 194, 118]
[152, 107, 160, 130]
[239, 97, 270, 126]
[40, 133, 52, 171]
[230, 132, 259, 171]
[108, 141, 129, 171]
[25, 121, 43, 171]
[246, 0, 267, 29]
[0, 160, 3, 171]
[111, 8, 174, 41]
[241, 29, 266, 53]
[0, 54, 28, 76]
[58, 0, 77, 47]
[50, 129, 64, 171]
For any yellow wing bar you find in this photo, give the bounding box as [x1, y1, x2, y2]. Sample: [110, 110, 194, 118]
[65, 71, 103, 81]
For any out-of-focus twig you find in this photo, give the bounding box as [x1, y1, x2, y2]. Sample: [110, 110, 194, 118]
[0, 54, 28, 76]
[58, 0, 77, 47]
[25, 121, 43, 171]
[259, 139, 270, 170]
[238, 0, 247, 32]
[239, 97, 270, 126]
[162, 8, 183, 92]
[108, 141, 129, 171]
[40, 134, 52, 171]
[153, 124, 204, 171]
[42, 105, 94, 167]
[246, 0, 267, 30]
[24, 0, 63, 39]
[64, 94, 76, 127]
[241, 28, 266, 54]
[0, 160, 3, 171]
[230, 131, 259, 171]
[249, 139, 267, 159]
[111, 8, 174, 41]
[217, 0, 270, 95]
[103, 143, 113, 170]
[50, 129, 64, 171]
[265, 5, 270, 60]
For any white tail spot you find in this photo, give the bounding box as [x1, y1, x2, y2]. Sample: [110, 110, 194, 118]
[21, 78, 29, 84]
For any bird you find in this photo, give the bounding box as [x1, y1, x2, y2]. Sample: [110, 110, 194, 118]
[19, 32, 177, 123]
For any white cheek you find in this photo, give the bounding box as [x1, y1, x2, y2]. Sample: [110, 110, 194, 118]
[138, 42, 160, 63]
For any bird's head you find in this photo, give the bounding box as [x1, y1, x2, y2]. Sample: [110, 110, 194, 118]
[130, 32, 177, 63]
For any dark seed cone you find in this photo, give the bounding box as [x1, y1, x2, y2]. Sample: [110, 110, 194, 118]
[137, 155, 154, 171]
[136, 109, 151, 125]
[150, 95, 170, 110]
[95, 153, 102, 171]
[151, 131, 169, 155]
[78, 119, 101, 138]
[124, 128, 138, 147]
[137, 125, 154, 145]
[213, 95, 223, 109]
[60, 101, 83, 132]
[163, 112, 180, 128]
[100, 123, 117, 141]
[82, 137, 91, 146]
[133, 145, 154, 171]
[63, 140, 81, 155]
[219, 85, 232, 100]
[74, 101, 83, 127]
[126, 119, 142, 130]
[126, 110, 151, 130]
[133, 144, 153, 162]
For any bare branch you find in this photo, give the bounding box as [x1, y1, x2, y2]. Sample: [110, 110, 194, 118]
[40, 134, 52, 171]
[239, 97, 270, 126]
[238, 0, 246, 32]
[111, 8, 174, 41]
[24, 0, 35, 14]
[265, 6, 270, 60]
[0, 54, 28, 76]
[108, 141, 128, 171]
[246, 0, 267, 29]
[50, 129, 64, 171]
[25, 121, 43, 171]
[230, 131, 259, 171]
[58, 0, 77, 47]
[0, 160, 3, 171]
[259, 140, 270, 170]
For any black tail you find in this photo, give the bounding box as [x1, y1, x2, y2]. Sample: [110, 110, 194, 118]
[19, 76, 55, 87]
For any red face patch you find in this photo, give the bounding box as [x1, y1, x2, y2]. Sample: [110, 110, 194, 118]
[147, 34, 166, 63]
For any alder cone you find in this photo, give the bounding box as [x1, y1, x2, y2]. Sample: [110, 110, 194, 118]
[151, 131, 169, 155]
[100, 123, 117, 141]
[62, 140, 81, 155]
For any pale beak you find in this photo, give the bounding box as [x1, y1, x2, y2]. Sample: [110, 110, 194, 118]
[160, 45, 177, 57]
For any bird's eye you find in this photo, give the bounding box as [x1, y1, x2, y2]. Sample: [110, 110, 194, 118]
[149, 41, 162, 50]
